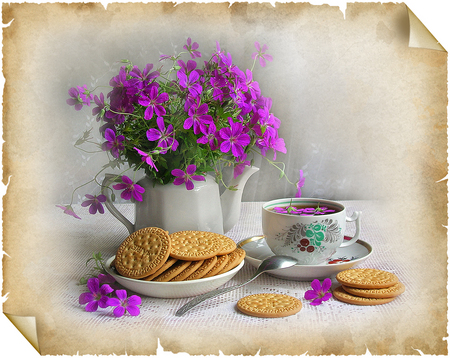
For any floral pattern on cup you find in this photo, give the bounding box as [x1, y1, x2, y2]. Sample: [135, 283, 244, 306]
[327, 256, 358, 264]
[276, 218, 342, 255]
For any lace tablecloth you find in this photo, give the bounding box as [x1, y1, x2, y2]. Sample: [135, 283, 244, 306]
[4, 201, 446, 355]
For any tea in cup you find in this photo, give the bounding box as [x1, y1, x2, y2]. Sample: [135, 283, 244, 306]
[262, 198, 361, 265]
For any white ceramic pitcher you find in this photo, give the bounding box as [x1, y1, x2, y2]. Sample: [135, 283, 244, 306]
[102, 166, 259, 235]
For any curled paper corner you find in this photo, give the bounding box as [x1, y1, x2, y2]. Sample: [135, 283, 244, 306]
[407, 6, 446, 52]
[3, 312, 40, 354]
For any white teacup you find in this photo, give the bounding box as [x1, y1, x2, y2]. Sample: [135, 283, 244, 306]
[262, 198, 362, 265]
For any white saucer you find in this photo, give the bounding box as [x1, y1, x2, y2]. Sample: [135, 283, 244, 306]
[238, 236, 372, 281]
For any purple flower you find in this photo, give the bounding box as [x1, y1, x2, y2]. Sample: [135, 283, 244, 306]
[177, 69, 202, 97]
[177, 59, 199, 74]
[233, 153, 251, 179]
[273, 206, 289, 214]
[209, 71, 227, 101]
[107, 289, 141, 317]
[134, 147, 158, 172]
[314, 207, 336, 215]
[66, 85, 92, 111]
[92, 93, 107, 121]
[219, 119, 251, 158]
[218, 52, 234, 75]
[56, 205, 81, 219]
[245, 69, 261, 100]
[128, 64, 159, 86]
[113, 176, 145, 201]
[184, 102, 213, 135]
[183, 37, 202, 59]
[79, 277, 114, 312]
[103, 101, 134, 128]
[304, 278, 333, 305]
[171, 164, 205, 190]
[108, 67, 129, 108]
[101, 128, 125, 158]
[256, 128, 286, 161]
[229, 80, 250, 113]
[197, 122, 219, 151]
[146, 117, 179, 153]
[104, 101, 134, 127]
[295, 170, 305, 198]
[81, 194, 107, 215]
[159, 54, 173, 61]
[211, 41, 225, 63]
[252, 42, 273, 68]
[138, 85, 169, 120]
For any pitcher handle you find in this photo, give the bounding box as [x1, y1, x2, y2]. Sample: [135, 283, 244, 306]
[340, 211, 362, 247]
[102, 174, 135, 234]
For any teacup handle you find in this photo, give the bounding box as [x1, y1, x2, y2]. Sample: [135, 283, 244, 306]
[340, 211, 362, 247]
[102, 174, 135, 235]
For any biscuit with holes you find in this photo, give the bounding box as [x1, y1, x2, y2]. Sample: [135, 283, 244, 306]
[171, 260, 205, 281]
[185, 256, 218, 280]
[216, 235, 237, 255]
[342, 281, 405, 298]
[202, 255, 229, 278]
[169, 230, 223, 261]
[217, 248, 246, 275]
[141, 257, 178, 281]
[336, 268, 399, 289]
[153, 260, 191, 282]
[114, 227, 171, 279]
[333, 286, 396, 305]
[237, 293, 302, 318]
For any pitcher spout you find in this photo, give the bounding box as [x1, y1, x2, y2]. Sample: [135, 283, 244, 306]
[220, 166, 259, 233]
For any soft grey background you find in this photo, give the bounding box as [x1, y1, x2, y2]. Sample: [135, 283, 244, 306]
[13, 2, 443, 206]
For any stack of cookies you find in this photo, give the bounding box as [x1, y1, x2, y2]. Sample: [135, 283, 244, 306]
[333, 268, 405, 305]
[112, 227, 246, 282]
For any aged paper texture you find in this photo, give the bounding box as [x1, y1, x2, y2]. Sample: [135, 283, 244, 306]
[2, 2, 448, 356]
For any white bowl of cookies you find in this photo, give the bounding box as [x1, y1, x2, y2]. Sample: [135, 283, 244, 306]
[105, 227, 246, 298]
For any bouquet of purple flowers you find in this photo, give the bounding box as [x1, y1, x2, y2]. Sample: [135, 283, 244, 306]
[62, 38, 288, 218]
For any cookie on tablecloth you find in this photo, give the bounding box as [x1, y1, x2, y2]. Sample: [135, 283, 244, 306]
[336, 268, 399, 289]
[342, 281, 405, 298]
[237, 293, 302, 318]
[114, 227, 171, 279]
[333, 286, 396, 305]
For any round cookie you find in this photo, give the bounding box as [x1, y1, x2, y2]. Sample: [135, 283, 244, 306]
[169, 231, 223, 261]
[336, 268, 399, 289]
[203, 255, 229, 278]
[216, 235, 237, 255]
[237, 293, 302, 318]
[333, 286, 396, 305]
[185, 256, 218, 281]
[114, 227, 171, 279]
[217, 248, 246, 275]
[171, 260, 205, 281]
[153, 260, 191, 282]
[342, 282, 405, 298]
[141, 257, 178, 281]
